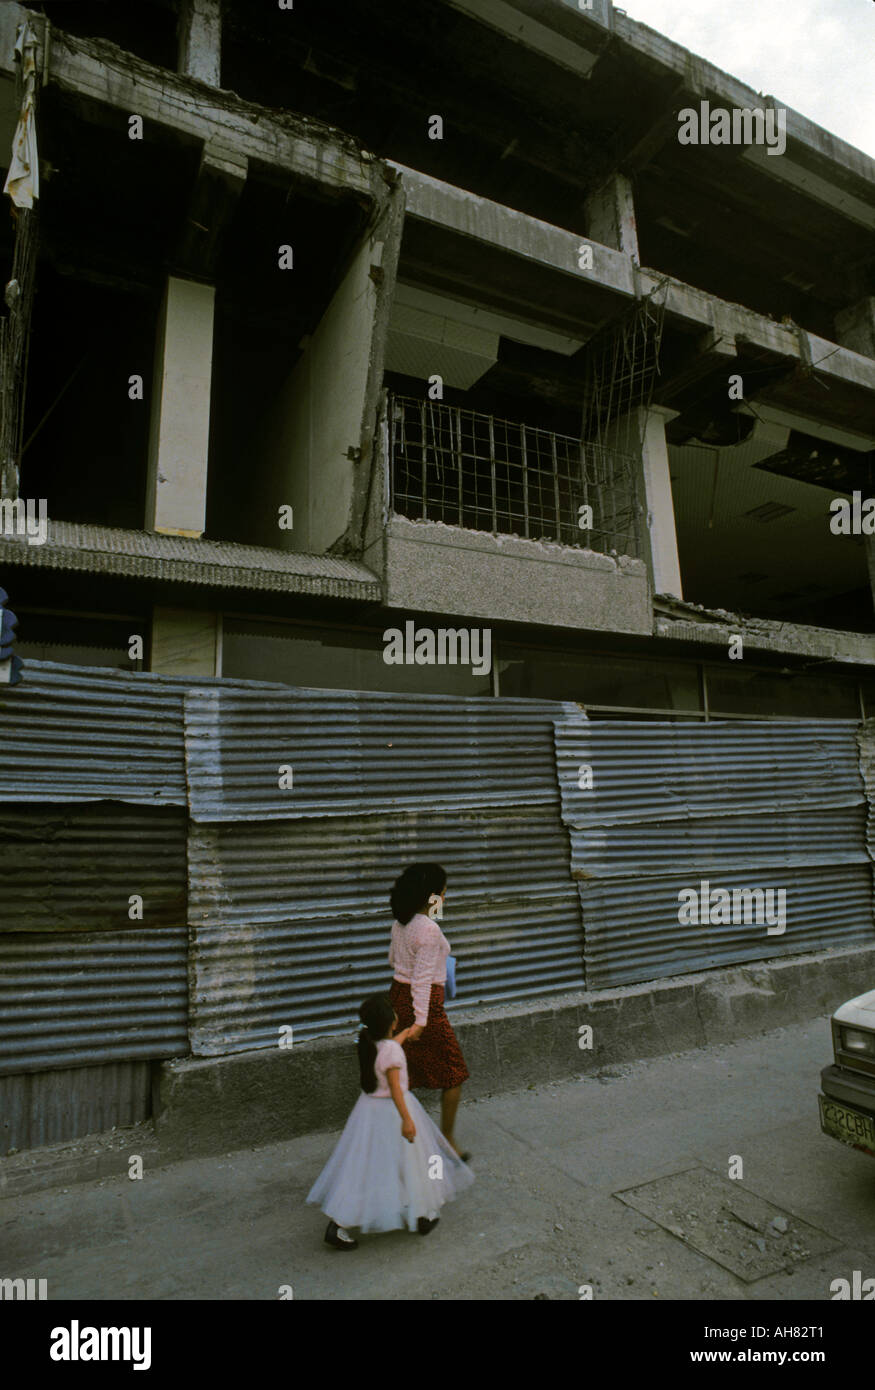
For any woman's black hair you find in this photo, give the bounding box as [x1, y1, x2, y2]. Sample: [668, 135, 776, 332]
[357, 991, 397, 1094]
[390, 862, 447, 926]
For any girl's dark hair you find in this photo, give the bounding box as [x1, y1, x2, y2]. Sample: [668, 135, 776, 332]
[357, 992, 396, 1094]
[390, 862, 447, 926]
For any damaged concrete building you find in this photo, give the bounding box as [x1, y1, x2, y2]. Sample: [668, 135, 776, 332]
[1, 0, 875, 1165]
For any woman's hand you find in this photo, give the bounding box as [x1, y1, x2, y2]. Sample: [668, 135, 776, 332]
[401, 1117, 416, 1143]
[406, 1024, 425, 1042]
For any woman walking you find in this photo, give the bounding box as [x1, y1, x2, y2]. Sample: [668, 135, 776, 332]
[306, 992, 473, 1249]
[388, 863, 471, 1160]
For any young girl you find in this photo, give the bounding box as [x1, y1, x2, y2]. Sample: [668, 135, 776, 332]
[306, 991, 474, 1249]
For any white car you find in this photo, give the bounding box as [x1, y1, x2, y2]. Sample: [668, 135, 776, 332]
[819, 988, 875, 1159]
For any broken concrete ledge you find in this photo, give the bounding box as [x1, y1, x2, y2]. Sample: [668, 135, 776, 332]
[2, 943, 873, 1196]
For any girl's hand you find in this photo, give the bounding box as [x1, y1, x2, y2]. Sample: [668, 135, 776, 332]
[406, 1024, 424, 1042]
[402, 1117, 416, 1143]
[394, 1027, 411, 1046]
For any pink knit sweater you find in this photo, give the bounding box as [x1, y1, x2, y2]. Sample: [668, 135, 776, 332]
[389, 912, 450, 1026]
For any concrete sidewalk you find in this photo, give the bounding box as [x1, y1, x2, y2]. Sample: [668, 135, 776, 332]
[3, 1015, 874, 1301]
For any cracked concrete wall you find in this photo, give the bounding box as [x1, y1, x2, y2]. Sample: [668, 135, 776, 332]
[384, 514, 651, 633]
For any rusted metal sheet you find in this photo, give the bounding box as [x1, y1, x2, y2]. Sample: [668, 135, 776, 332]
[184, 687, 579, 821]
[0, 1061, 151, 1157]
[0, 930, 189, 1074]
[555, 717, 873, 989]
[0, 803, 187, 932]
[187, 804, 583, 1051]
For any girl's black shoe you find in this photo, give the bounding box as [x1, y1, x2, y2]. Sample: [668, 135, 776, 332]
[324, 1220, 358, 1249]
[417, 1216, 440, 1235]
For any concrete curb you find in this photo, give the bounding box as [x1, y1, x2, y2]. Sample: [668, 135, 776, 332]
[3, 943, 873, 1196]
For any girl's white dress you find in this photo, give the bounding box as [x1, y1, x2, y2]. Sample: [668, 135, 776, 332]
[306, 1037, 474, 1233]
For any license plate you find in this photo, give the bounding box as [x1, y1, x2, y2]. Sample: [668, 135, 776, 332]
[819, 1094, 875, 1154]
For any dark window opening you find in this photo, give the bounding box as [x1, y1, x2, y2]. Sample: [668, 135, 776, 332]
[20, 269, 158, 529]
[14, 610, 146, 670]
[206, 175, 369, 549]
[669, 437, 875, 633]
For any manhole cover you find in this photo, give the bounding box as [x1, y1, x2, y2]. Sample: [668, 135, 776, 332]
[614, 1166, 840, 1283]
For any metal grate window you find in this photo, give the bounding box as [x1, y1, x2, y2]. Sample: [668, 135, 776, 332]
[389, 394, 642, 558]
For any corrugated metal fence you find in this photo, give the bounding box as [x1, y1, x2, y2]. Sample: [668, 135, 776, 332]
[554, 718, 874, 989]
[2, 661, 874, 1153]
[183, 687, 583, 1049]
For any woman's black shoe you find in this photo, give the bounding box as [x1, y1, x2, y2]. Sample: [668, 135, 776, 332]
[324, 1220, 358, 1249]
[417, 1216, 440, 1235]
[459, 1151, 471, 1162]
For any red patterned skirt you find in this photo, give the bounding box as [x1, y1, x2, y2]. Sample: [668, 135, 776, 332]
[389, 980, 470, 1090]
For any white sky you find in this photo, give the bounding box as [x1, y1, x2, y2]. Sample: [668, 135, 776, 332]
[618, 0, 875, 157]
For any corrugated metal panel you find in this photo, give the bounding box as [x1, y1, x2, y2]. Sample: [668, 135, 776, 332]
[555, 717, 873, 989]
[184, 688, 579, 821]
[567, 808, 868, 879]
[0, 1061, 151, 1156]
[0, 520, 382, 600]
[188, 805, 584, 1051]
[0, 662, 187, 804]
[0, 804, 187, 931]
[582, 867, 874, 988]
[555, 719, 865, 826]
[0, 931, 189, 1073]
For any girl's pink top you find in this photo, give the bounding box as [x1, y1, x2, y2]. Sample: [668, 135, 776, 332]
[369, 1038, 409, 1098]
[388, 912, 451, 1026]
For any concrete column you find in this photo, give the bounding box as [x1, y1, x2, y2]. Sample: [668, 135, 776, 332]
[835, 297, 875, 360]
[259, 217, 394, 554]
[584, 172, 639, 263]
[146, 276, 215, 537]
[603, 405, 683, 598]
[639, 406, 683, 599]
[150, 607, 221, 676]
[178, 0, 222, 87]
[864, 540, 875, 624]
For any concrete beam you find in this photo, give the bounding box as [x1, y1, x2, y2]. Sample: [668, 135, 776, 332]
[397, 165, 875, 417]
[613, 9, 875, 222]
[395, 162, 637, 304]
[177, 0, 222, 88]
[654, 603, 875, 668]
[146, 277, 215, 538]
[43, 20, 379, 203]
[443, 0, 612, 79]
[172, 138, 248, 279]
[584, 172, 639, 263]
